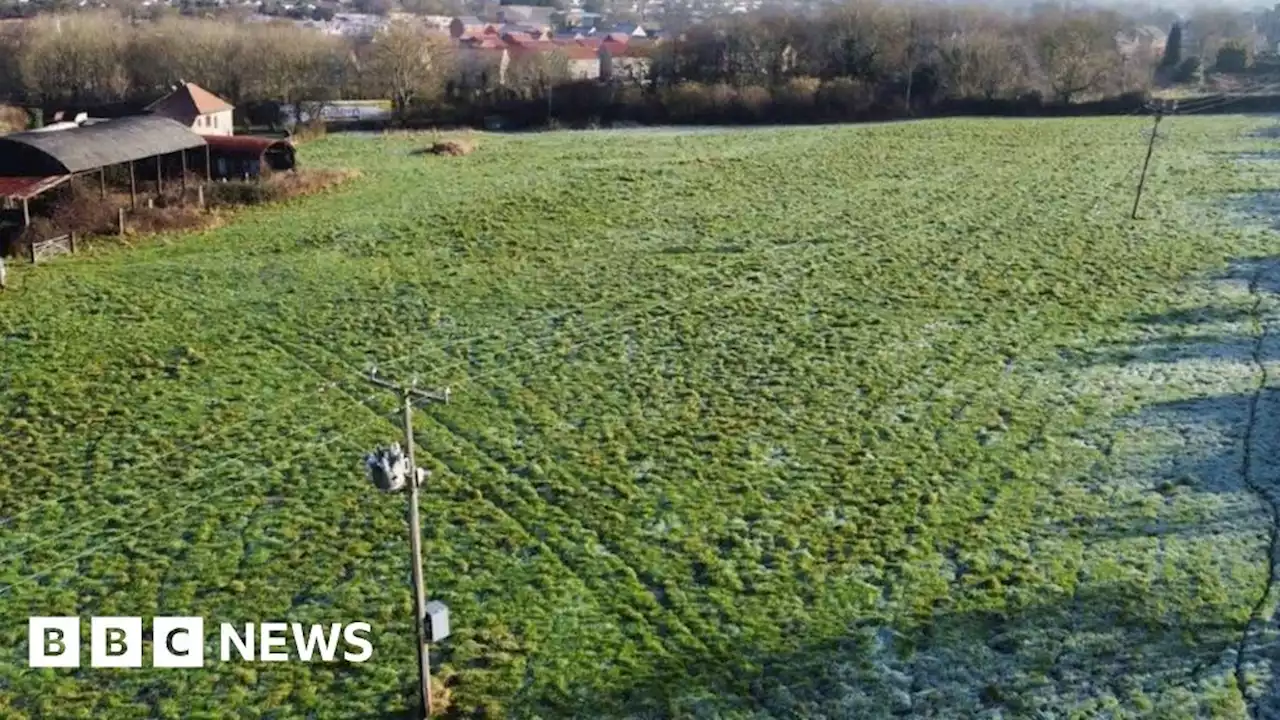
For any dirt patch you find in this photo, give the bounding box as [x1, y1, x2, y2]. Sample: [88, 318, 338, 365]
[417, 139, 477, 157]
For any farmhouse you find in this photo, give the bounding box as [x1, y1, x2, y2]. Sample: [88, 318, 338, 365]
[146, 82, 235, 137]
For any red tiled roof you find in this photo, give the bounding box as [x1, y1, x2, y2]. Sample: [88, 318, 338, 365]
[146, 82, 234, 116]
[507, 41, 553, 56]
[558, 45, 600, 60]
[460, 36, 506, 49]
[0, 174, 71, 201]
[603, 32, 631, 43]
[507, 41, 599, 61]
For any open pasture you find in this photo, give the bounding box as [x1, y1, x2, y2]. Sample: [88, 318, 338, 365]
[3, 116, 1280, 718]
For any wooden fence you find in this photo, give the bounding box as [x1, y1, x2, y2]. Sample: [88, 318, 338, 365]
[29, 232, 74, 264]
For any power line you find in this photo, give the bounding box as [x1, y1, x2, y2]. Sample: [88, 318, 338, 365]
[0, 390, 389, 570]
[1084, 100, 1165, 220]
[0, 129, 1056, 593]
[2, 205, 853, 587]
[1167, 83, 1280, 116]
[0, 417, 384, 598]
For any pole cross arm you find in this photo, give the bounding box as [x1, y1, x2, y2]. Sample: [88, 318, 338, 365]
[366, 370, 450, 405]
[407, 386, 450, 405]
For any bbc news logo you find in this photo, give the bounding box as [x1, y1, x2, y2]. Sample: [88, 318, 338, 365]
[29, 617, 373, 668]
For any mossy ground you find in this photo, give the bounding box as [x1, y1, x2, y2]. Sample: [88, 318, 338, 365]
[3, 118, 1280, 718]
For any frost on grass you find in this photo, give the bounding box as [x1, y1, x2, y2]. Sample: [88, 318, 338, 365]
[854, 260, 1280, 716]
[10, 118, 1280, 717]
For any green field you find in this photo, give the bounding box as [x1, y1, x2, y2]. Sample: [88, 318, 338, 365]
[4, 117, 1280, 718]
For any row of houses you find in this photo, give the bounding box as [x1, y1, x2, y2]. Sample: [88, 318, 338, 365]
[449, 6, 662, 39]
[280, 6, 668, 41]
[454, 28, 658, 86]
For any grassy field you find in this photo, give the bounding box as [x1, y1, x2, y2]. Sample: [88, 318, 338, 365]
[4, 116, 1280, 718]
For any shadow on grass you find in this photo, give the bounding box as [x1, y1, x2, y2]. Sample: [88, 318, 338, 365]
[1079, 257, 1269, 369]
[1226, 193, 1280, 233]
[506, 415, 1266, 714]
[503, 580, 1240, 718]
[1247, 125, 1280, 140]
[470, 256, 1280, 717]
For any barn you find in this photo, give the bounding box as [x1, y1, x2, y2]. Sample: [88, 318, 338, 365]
[0, 113, 298, 253]
[0, 115, 208, 225]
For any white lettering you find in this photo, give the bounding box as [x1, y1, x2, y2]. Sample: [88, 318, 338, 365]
[343, 622, 373, 662]
[260, 623, 289, 661]
[292, 624, 342, 662]
[220, 623, 254, 661]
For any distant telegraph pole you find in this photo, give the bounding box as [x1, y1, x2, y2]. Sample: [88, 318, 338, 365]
[1131, 99, 1177, 220]
[362, 370, 451, 719]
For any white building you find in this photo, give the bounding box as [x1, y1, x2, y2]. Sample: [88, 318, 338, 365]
[146, 82, 235, 137]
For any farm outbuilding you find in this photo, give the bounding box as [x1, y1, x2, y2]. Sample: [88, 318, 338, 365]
[0, 111, 298, 256]
[0, 115, 206, 176]
[0, 115, 211, 229]
[204, 135, 296, 180]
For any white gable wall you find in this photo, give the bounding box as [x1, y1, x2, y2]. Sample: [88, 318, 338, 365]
[191, 109, 234, 136]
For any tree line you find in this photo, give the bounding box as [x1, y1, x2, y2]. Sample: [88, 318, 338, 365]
[0, 5, 1161, 128]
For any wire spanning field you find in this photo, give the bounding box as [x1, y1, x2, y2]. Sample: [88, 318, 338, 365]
[4, 117, 1280, 718]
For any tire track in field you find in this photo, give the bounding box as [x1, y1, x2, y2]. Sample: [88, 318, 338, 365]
[0, 277, 350, 534]
[422, 413, 707, 658]
[210, 309, 681, 675]
[1235, 260, 1280, 717]
[81, 279, 630, 654]
[0, 279, 364, 564]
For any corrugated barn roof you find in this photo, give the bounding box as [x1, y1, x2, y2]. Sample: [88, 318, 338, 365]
[204, 134, 294, 157]
[0, 115, 206, 176]
[0, 174, 72, 201]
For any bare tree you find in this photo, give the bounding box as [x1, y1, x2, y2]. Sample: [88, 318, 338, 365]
[939, 28, 1029, 101]
[364, 20, 453, 122]
[507, 48, 570, 115]
[19, 13, 131, 106]
[1031, 10, 1123, 103]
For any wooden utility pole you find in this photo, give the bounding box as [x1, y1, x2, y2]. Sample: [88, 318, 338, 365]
[363, 371, 450, 719]
[1131, 100, 1176, 220]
